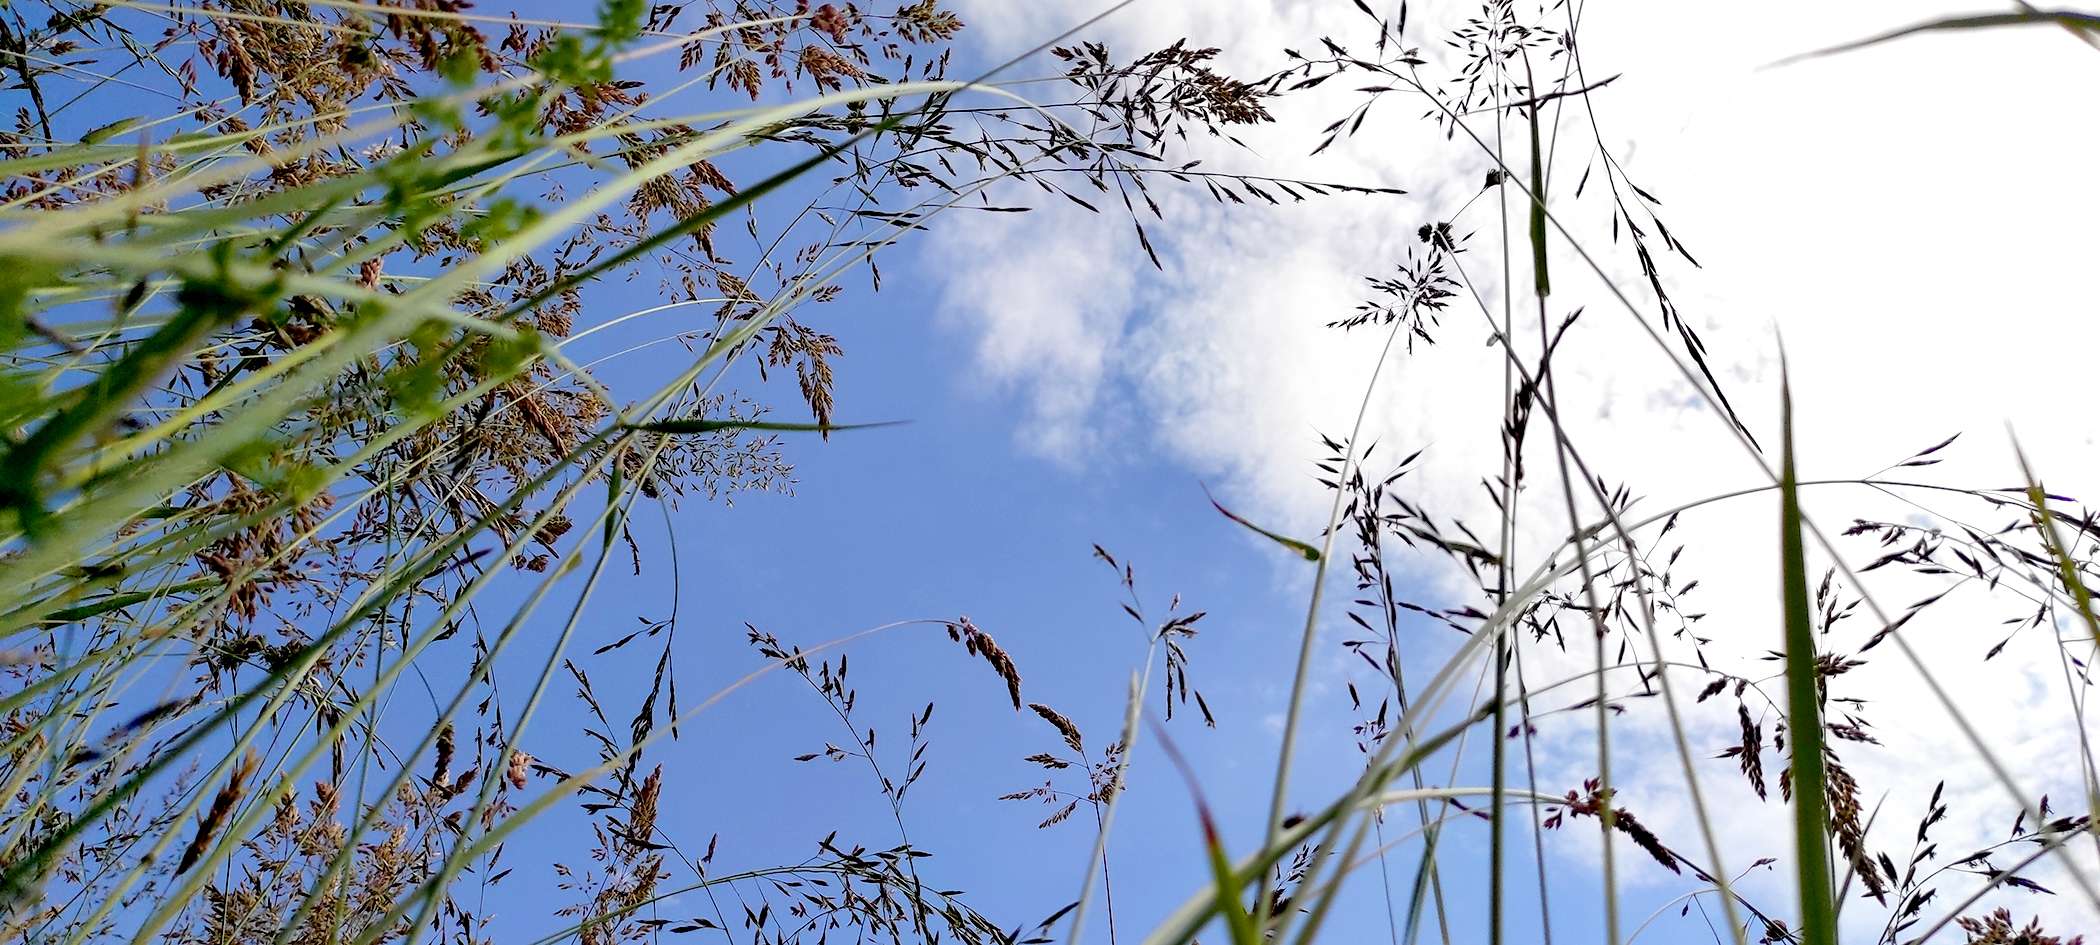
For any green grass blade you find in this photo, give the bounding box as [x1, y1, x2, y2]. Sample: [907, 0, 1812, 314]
[1525, 88, 1549, 299]
[1778, 372, 1837, 945]
[2016, 445, 2100, 648]
[1204, 822, 1260, 945]
[1202, 483, 1321, 561]
[1153, 718, 1260, 945]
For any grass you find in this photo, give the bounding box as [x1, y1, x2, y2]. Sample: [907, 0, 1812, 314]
[1780, 371, 1838, 945]
[2, 1, 2097, 944]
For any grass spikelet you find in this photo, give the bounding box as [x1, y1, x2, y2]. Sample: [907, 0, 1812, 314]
[1826, 752, 1887, 904]
[433, 722, 455, 792]
[949, 616, 1022, 710]
[175, 747, 260, 876]
[1738, 701, 1768, 800]
[1030, 702, 1085, 753]
[628, 766, 662, 850]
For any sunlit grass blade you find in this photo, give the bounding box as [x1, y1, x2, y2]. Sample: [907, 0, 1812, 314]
[2016, 443, 2100, 647]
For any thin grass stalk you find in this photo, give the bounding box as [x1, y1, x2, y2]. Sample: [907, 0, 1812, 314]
[1394, 643, 1498, 945]
[1140, 715, 1487, 945]
[1066, 650, 1158, 945]
[1488, 51, 1516, 945]
[1229, 534, 1621, 945]
[1527, 111, 1621, 945]
[1360, 567, 1451, 945]
[395, 440, 675, 945]
[1624, 864, 1768, 945]
[1318, 656, 1496, 945]
[1437, 151, 1754, 943]
[1252, 293, 1413, 937]
[261, 466, 646, 945]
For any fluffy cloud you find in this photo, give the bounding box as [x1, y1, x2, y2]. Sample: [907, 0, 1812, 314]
[935, 0, 2100, 938]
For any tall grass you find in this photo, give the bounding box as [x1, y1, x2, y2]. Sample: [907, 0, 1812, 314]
[3, 1, 2097, 944]
[0, 0, 1335, 939]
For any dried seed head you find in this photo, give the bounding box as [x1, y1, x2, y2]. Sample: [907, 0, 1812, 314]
[1826, 753, 1887, 903]
[450, 766, 479, 800]
[810, 4, 851, 43]
[1737, 701, 1766, 801]
[433, 722, 455, 791]
[176, 747, 261, 875]
[629, 767, 662, 850]
[1029, 703, 1084, 753]
[951, 617, 1022, 710]
[1608, 807, 1680, 875]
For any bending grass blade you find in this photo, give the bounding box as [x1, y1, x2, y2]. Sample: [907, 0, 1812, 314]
[1769, 9, 2100, 67]
[1202, 483, 1321, 562]
[2015, 442, 2100, 648]
[1152, 719, 1261, 945]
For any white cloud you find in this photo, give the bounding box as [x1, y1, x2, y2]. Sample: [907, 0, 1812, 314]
[936, 0, 2100, 937]
[934, 210, 1140, 458]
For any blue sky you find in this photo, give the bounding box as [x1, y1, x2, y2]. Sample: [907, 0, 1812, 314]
[432, 6, 1633, 940]
[484, 168, 1566, 943]
[358, 2, 2100, 941]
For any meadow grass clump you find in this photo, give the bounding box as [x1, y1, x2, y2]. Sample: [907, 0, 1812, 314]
[2, 1, 2096, 944]
[0, 0, 1349, 940]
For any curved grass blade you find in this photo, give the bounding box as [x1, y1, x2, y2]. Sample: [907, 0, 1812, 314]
[2016, 444, 2100, 647]
[1153, 718, 1260, 945]
[1202, 483, 1320, 561]
[1770, 9, 2100, 66]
